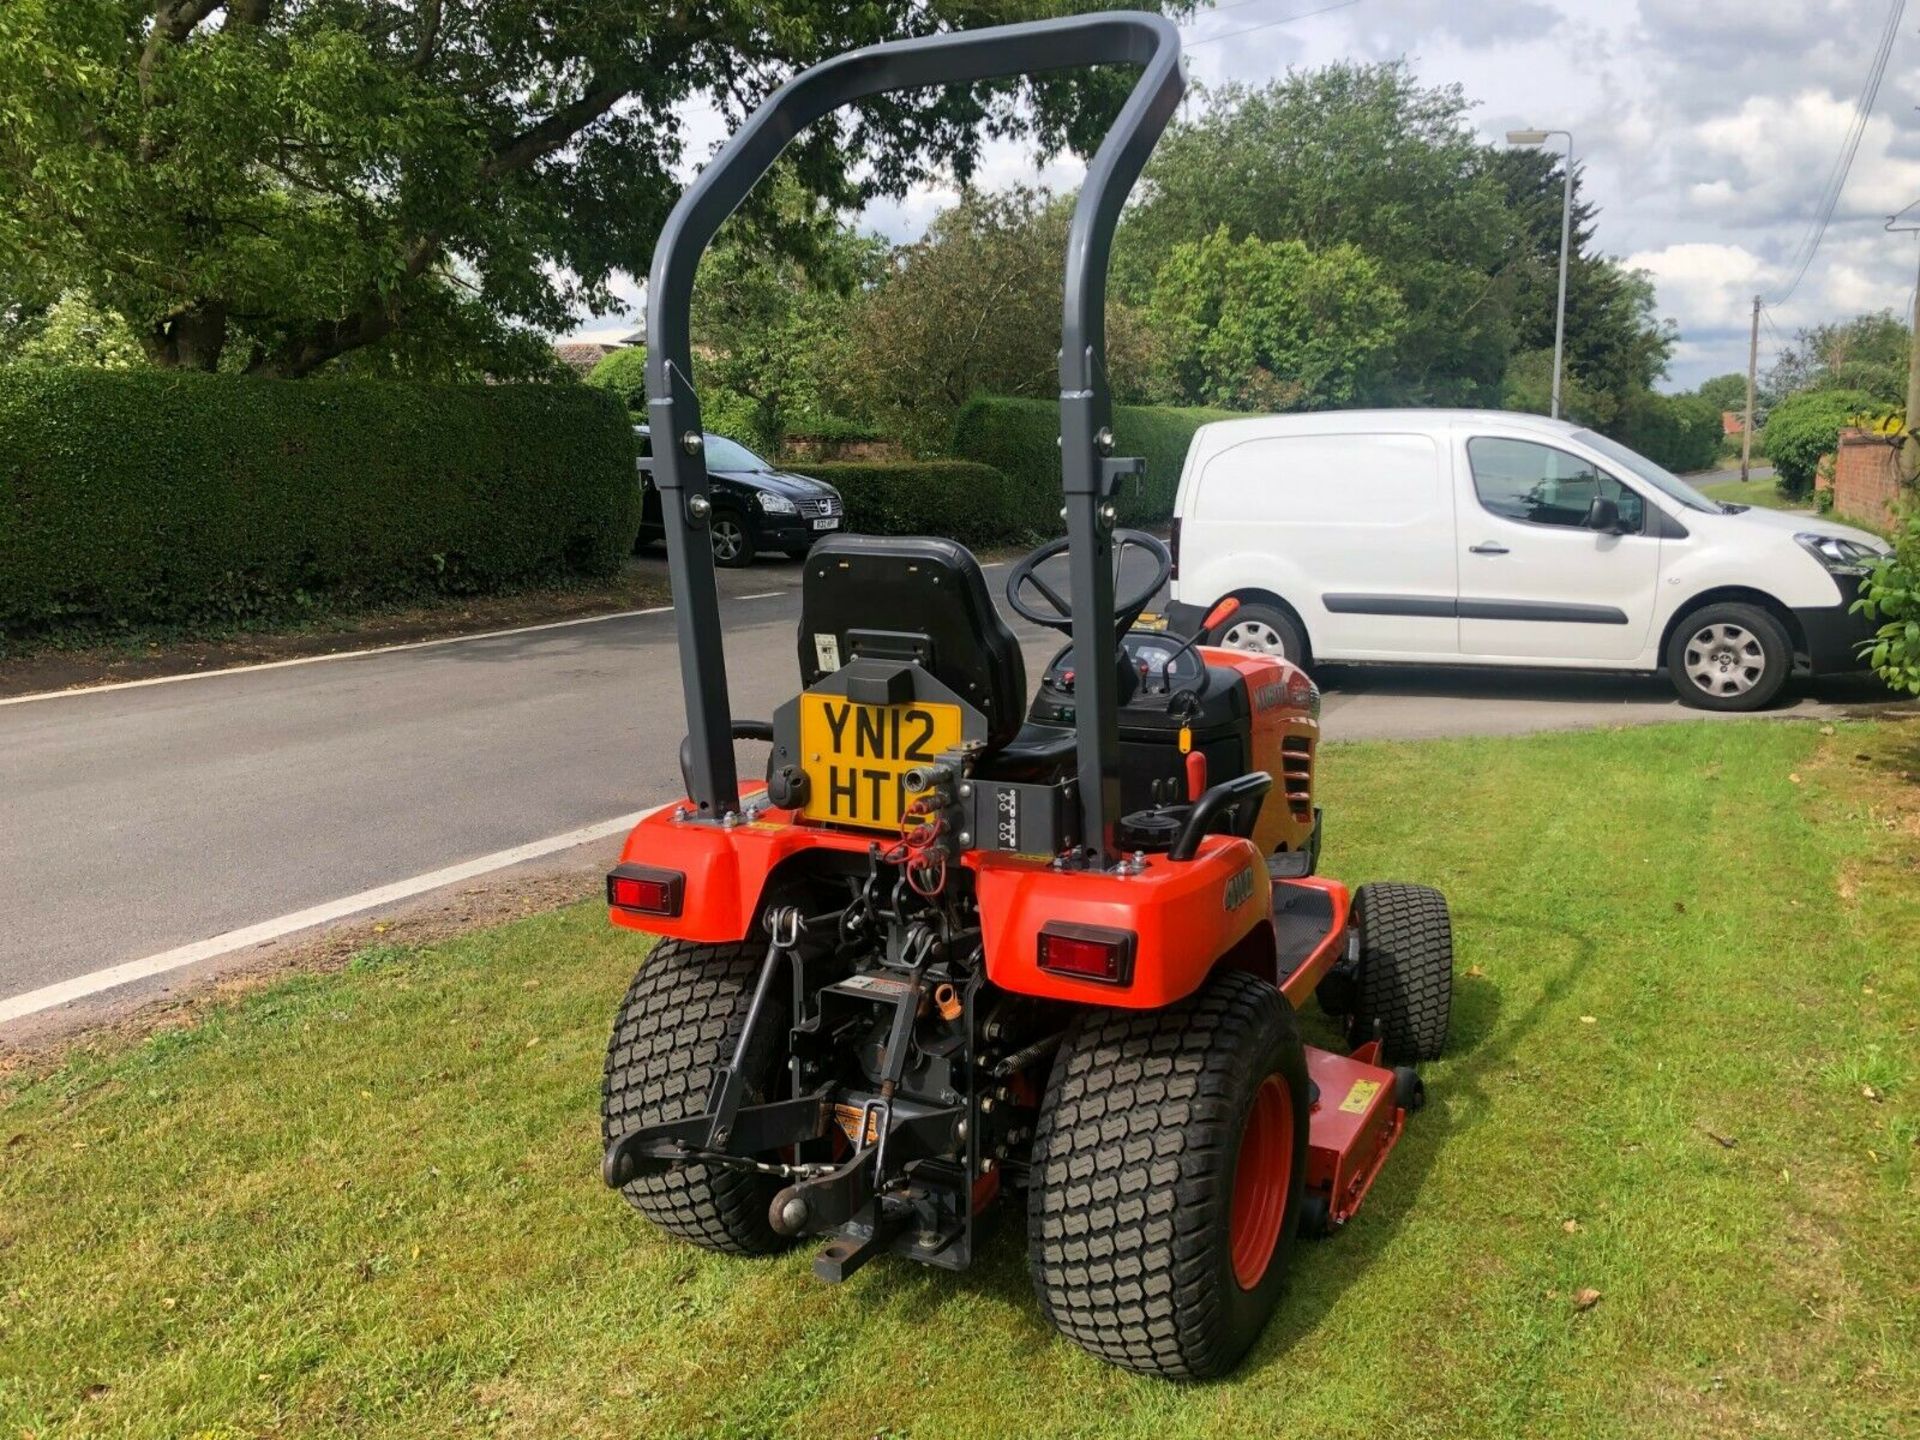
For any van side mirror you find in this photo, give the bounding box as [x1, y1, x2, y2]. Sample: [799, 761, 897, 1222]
[1584, 495, 1622, 533]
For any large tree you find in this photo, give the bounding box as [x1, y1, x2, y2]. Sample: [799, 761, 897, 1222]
[833, 186, 1163, 451]
[1487, 147, 1673, 417]
[1764, 311, 1911, 407]
[1117, 64, 1519, 405]
[1118, 66, 1674, 413]
[0, 0, 1186, 379]
[1146, 226, 1403, 410]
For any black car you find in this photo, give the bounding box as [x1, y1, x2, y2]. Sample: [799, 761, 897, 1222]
[634, 426, 844, 567]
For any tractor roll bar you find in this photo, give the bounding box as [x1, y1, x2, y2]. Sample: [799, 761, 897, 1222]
[647, 11, 1185, 861]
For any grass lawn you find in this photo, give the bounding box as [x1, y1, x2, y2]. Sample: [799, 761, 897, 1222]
[1696, 473, 1810, 514]
[3, 719, 1917, 1438]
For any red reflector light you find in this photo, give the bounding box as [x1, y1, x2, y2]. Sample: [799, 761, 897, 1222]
[607, 865, 683, 916]
[1170, 517, 1181, 581]
[1037, 923, 1136, 985]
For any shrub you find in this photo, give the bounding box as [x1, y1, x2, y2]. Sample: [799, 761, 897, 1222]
[0, 369, 638, 634]
[1612, 390, 1723, 474]
[948, 397, 1238, 533]
[802, 461, 1022, 546]
[1763, 388, 1877, 497]
[584, 347, 648, 410]
[1859, 497, 1920, 694]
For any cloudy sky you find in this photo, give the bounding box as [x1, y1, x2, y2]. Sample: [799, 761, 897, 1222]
[582, 0, 1920, 392]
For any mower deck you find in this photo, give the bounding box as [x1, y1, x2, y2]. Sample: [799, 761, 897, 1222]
[1302, 1040, 1407, 1231]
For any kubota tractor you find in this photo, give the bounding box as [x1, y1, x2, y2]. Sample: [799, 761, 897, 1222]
[598, 12, 1453, 1379]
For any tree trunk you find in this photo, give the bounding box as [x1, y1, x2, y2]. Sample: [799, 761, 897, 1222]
[146, 301, 229, 371]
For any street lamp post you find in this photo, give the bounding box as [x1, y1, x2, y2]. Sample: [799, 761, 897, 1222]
[1508, 128, 1574, 420]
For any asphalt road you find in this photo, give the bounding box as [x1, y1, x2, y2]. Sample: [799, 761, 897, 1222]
[0, 541, 1893, 1020]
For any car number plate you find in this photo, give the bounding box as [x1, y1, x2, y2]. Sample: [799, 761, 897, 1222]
[811, 516, 840, 530]
[798, 694, 963, 829]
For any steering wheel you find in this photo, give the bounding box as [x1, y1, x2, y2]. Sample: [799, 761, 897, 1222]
[1005, 529, 1172, 645]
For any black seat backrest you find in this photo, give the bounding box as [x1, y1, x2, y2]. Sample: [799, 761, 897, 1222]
[799, 535, 1028, 747]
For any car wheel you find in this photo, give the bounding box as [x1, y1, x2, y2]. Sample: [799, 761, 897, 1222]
[1666, 602, 1791, 711]
[709, 509, 754, 568]
[1214, 601, 1308, 668]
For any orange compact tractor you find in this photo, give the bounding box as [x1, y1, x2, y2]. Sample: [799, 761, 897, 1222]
[599, 12, 1453, 1379]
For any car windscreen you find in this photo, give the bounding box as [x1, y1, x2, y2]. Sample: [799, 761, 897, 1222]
[1572, 429, 1724, 513]
[702, 435, 771, 472]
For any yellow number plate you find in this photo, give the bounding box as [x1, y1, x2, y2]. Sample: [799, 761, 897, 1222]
[798, 694, 963, 830]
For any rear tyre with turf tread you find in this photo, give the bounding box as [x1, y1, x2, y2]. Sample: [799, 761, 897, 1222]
[601, 937, 792, 1255]
[1028, 969, 1310, 1379]
[1346, 882, 1453, 1064]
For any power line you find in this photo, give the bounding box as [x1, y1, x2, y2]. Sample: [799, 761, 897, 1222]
[1768, 0, 1906, 306]
[1177, 0, 1308, 22]
[1183, 0, 1362, 48]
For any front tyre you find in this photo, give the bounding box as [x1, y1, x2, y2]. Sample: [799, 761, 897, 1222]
[1345, 882, 1453, 1063]
[1666, 601, 1791, 711]
[1028, 970, 1310, 1379]
[601, 938, 792, 1255]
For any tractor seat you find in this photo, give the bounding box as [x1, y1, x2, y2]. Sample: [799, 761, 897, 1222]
[798, 535, 1028, 748]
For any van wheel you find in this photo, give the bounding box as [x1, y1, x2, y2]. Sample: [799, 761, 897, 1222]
[1666, 602, 1791, 711]
[1215, 602, 1308, 668]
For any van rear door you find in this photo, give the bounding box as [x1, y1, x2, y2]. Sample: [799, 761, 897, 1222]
[1191, 429, 1458, 659]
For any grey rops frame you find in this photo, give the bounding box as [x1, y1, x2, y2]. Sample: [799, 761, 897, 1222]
[645, 11, 1185, 862]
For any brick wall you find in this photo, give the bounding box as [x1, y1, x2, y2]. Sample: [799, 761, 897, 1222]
[1831, 429, 1908, 530]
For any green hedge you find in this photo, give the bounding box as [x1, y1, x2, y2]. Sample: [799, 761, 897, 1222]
[803, 461, 1024, 545]
[0, 369, 639, 633]
[949, 396, 1239, 532]
[1612, 391, 1724, 474]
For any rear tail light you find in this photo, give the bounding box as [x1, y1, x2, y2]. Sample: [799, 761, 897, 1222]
[1037, 922, 1136, 985]
[1169, 517, 1181, 582]
[607, 864, 684, 917]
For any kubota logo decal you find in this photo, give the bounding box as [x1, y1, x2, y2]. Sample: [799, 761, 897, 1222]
[1223, 864, 1255, 911]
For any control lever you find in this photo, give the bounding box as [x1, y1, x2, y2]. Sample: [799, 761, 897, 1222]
[1157, 596, 1241, 675]
[1164, 595, 1242, 717]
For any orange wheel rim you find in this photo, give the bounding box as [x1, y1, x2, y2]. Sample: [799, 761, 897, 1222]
[1230, 1073, 1293, 1291]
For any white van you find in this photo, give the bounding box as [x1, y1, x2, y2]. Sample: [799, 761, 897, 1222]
[1164, 409, 1891, 710]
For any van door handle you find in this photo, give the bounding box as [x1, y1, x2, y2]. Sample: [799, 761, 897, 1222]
[1468, 542, 1509, 555]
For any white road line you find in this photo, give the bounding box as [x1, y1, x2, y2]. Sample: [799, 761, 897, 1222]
[737, 591, 784, 600]
[0, 605, 677, 710]
[0, 805, 670, 1026]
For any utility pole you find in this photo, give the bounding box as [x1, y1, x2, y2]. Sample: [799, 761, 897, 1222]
[1741, 294, 1761, 484]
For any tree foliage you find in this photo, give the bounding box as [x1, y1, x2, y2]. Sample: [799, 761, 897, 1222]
[1613, 390, 1723, 475]
[1116, 66, 1672, 416]
[0, 0, 1185, 380]
[584, 347, 649, 413]
[1765, 312, 1911, 407]
[1146, 227, 1403, 410]
[2, 290, 145, 369]
[1695, 372, 1752, 416]
[831, 187, 1162, 452]
[691, 197, 889, 453]
[1764, 388, 1877, 496]
[1859, 509, 1920, 695]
